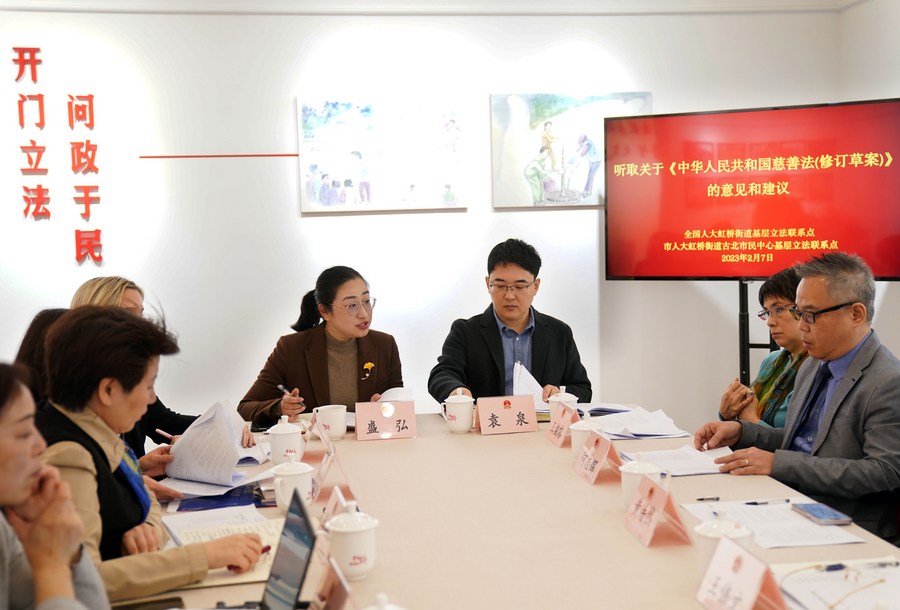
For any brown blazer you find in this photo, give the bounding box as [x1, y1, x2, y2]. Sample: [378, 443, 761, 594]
[238, 324, 403, 427]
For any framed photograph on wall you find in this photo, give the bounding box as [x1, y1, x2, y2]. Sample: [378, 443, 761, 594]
[490, 93, 651, 209]
[297, 98, 468, 213]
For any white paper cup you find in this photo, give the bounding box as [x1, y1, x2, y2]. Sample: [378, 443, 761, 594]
[569, 420, 604, 459]
[314, 404, 348, 441]
[619, 460, 668, 508]
[693, 517, 752, 578]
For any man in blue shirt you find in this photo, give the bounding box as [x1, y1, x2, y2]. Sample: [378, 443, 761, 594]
[695, 252, 900, 542]
[428, 238, 591, 405]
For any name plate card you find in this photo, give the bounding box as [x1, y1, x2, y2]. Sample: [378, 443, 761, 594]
[475, 395, 539, 435]
[573, 430, 623, 484]
[354, 401, 417, 440]
[311, 447, 336, 503]
[314, 556, 353, 610]
[546, 403, 581, 447]
[321, 482, 350, 525]
[624, 475, 691, 547]
[315, 452, 359, 506]
[697, 537, 787, 610]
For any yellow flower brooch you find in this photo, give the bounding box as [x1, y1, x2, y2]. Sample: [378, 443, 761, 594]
[362, 361, 375, 380]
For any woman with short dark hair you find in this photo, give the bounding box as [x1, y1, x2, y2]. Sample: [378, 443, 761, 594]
[718, 267, 809, 427]
[36, 306, 263, 602]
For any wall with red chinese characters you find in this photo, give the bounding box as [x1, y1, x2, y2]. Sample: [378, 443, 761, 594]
[2, 0, 898, 437]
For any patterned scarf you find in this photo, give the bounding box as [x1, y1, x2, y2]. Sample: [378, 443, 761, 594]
[117, 443, 151, 522]
[753, 349, 809, 426]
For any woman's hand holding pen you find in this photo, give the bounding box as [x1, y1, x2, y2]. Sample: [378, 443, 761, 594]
[277, 384, 306, 422]
[204, 533, 264, 573]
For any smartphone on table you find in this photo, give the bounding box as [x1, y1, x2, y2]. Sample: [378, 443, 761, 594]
[791, 502, 852, 525]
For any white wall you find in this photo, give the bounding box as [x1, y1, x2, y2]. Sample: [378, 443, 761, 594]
[1, 4, 895, 434]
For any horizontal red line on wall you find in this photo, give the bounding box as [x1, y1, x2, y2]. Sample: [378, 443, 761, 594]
[139, 153, 299, 159]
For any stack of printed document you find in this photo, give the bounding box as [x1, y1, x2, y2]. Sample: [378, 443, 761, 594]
[593, 406, 689, 439]
[619, 445, 732, 476]
[578, 403, 633, 417]
[680, 499, 864, 548]
[513, 362, 546, 413]
[160, 402, 273, 497]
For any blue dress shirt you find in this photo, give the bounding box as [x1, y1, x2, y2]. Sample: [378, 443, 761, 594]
[493, 307, 535, 396]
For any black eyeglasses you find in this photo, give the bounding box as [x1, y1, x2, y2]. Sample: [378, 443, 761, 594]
[489, 280, 536, 294]
[788, 302, 854, 324]
[757, 304, 792, 321]
[334, 298, 376, 317]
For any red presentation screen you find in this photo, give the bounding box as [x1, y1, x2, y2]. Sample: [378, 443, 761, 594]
[604, 99, 900, 280]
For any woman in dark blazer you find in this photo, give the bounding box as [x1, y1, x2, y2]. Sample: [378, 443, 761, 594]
[239, 266, 403, 428]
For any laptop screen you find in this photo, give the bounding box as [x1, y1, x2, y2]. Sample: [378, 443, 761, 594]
[260, 489, 317, 610]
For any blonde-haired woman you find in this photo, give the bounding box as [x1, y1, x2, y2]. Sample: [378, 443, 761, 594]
[70, 277, 144, 316]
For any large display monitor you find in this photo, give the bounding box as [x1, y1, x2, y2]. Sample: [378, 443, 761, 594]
[604, 98, 900, 280]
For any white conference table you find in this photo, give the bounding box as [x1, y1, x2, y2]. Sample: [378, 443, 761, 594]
[149, 414, 898, 609]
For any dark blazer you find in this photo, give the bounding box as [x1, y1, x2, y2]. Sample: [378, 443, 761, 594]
[736, 331, 900, 541]
[427, 306, 591, 404]
[238, 324, 403, 428]
[123, 397, 197, 458]
[36, 403, 144, 561]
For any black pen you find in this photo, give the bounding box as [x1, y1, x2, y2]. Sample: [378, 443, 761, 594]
[276, 384, 306, 408]
[745, 498, 790, 505]
[696, 496, 720, 502]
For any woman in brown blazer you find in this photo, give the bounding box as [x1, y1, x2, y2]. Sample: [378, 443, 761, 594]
[238, 266, 403, 428]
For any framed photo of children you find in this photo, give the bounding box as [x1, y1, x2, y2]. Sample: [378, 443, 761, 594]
[297, 97, 469, 213]
[490, 93, 651, 209]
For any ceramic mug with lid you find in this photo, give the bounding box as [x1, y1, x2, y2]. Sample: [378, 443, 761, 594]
[314, 404, 348, 441]
[268, 415, 305, 465]
[547, 387, 578, 420]
[273, 454, 315, 511]
[325, 501, 379, 581]
[441, 392, 474, 434]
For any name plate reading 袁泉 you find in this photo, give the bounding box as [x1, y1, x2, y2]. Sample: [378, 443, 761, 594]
[475, 395, 539, 435]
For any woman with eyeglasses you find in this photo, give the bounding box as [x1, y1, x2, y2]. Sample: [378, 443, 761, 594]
[238, 266, 403, 428]
[718, 267, 809, 427]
